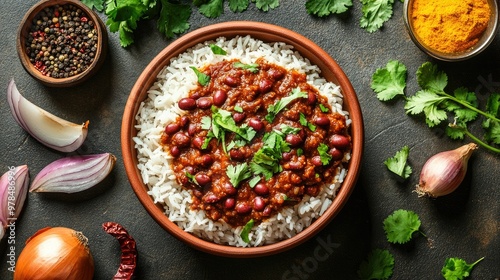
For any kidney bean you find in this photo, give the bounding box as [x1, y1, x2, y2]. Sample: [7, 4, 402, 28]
[196, 97, 213, 109]
[248, 118, 264, 131]
[329, 147, 344, 161]
[229, 149, 245, 161]
[224, 198, 236, 209]
[224, 182, 237, 195]
[314, 116, 330, 126]
[282, 152, 293, 161]
[170, 146, 181, 157]
[311, 156, 322, 166]
[262, 205, 272, 217]
[165, 123, 181, 135]
[192, 189, 203, 198]
[235, 202, 252, 214]
[187, 123, 198, 136]
[253, 196, 266, 211]
[258, 79, 273, 94]
[233, 112, 246, 123]
[307, 92, 317, 105]
[203, 193, 219, 203]
[213, 89, 228, 106]
[192, 136, 206, 150]
[329, 134, 350, 150]
[254, 183, 269, 196]
[199, 154, 213, 167]
[195, 173, 211, 186]
[178, 98, 197, 110]
[285, 134, 303, 147]
[172, 132, 190, 147]
[184, 166, 197, 175]
[224, 75, 239, 87]
[268, 68, 284, 80]
[180, 116, 189, 127]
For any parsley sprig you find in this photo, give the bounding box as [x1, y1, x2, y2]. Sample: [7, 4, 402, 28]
[441, 257, 484, 280]
[372, 60, 500, 154]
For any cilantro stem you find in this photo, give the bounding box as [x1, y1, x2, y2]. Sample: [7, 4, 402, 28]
[441, 91, 500, 123]
[470, 257, 485, 267]
[449, 124, 500, 153]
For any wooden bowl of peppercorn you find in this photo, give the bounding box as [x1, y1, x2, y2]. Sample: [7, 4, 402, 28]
[122, 21, 364, 257]
[17, 0, 108, 87]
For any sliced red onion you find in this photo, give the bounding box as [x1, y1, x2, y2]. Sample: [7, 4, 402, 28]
[30, 153, 116, 193]
[7, 79, 89, 153]
[0, 165, 30, 240]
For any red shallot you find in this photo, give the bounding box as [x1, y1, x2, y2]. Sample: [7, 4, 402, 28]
[0, 165, 29, 240]
[415, 143, 478, 198]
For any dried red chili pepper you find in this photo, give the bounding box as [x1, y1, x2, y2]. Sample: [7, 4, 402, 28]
[102, 222, 138, 280]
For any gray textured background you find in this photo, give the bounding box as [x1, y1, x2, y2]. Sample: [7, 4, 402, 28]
[1, 0, 499, 279]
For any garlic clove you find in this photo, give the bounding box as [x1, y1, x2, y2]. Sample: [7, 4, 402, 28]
[30, 153, 116, 193]
[0, 165, 30, 239]
[7, 79, 89, 153]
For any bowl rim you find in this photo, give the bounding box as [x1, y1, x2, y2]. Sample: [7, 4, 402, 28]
[16, 0, 108, 87]
[121, 21, 364, 257]
[403, 0, 499, 62]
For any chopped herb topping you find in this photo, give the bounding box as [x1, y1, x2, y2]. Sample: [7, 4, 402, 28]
[265, 87, 308, 123]
[240, 219, 254, 243]
[234, 105, 244, 113]
[317, 143, 332, 165]
[300, 112, 317, 131]
[210, 44, 227, 55]
[226, 163, 252, 188]
[233, 61, 260, 73]
[319, 103, 330, 113]
[190, 66, 210, 86]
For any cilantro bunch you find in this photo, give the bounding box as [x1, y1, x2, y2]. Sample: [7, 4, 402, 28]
[82, 0, 280, 47]
[372, 60, 500, 154]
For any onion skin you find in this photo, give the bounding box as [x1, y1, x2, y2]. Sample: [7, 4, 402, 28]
[14, 227, 94, 280]
[416, 143, 478, 198]
[30, 153, 116, 193]
[0, 165, 29, 239]
[7, 79, 89, 153]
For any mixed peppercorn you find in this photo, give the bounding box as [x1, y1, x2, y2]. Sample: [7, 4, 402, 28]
[25, 4, 98, 78]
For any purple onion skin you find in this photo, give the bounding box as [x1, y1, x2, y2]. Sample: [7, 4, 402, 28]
[416, 143, 477, 198]
[0, 165, 29, 239]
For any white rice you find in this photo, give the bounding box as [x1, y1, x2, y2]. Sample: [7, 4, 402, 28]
[134, 35, 351, 247]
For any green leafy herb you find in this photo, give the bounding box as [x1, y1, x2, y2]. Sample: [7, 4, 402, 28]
[199, 0, 224, 18]
[226, 163, 252, 188]
[248, 176, 261, 188]
[383, 209, 423, 244]
[384, 145, 412, 179]
[185, 171, 199, 186]
[234, 105, 244, 113]
[210, 44, 227, 55]
[82, 0, 104, 11]
[265, 87, 308, 123]
[299, 113, 317, 131]
[360, 0, 400, 33]
[317, 143, 332, 165]
[319, 103, 330, 113]
[250, 130, 290, 179]
[229, 0, 250, 12]
[296, 148, 304, 157]
[240, 219, 254, 243]
[371, 60, 407, 101]
[233, 62, 260, 73]
[483, 93, 500, 144]
[226, 139, 247, 151]
[190, 66, 210, 86]
[305, 0, 353, 16]
[441, 257, 484, 280]
[252, 0, 280, 12]
[280, 124, 301, 135]
[357, 249, 395, 280]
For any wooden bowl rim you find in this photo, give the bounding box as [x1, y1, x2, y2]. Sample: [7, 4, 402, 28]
[16, 0, 108, 87]
[121, 21, 364, 258]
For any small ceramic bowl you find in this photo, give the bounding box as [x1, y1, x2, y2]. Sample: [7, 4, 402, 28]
[121, 21, 364, 257]
[17, 0, 108, 87]
[403, 0, 498, 61]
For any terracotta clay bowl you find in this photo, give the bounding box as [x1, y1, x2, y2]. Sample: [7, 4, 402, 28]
[121, 21, 364, 258]
[17, 0, 108, 87]
[403, 0, 498, 61]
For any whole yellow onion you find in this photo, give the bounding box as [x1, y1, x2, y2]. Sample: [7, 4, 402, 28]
[14, 227, 94, 280]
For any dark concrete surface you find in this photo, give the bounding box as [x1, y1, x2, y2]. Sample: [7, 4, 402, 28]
[1, 0, 499, 279]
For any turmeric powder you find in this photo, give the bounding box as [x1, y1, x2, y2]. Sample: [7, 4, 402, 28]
[411, 0, 491, 54]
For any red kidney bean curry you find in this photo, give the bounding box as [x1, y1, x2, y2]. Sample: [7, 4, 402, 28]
[161, 58, 351, 227]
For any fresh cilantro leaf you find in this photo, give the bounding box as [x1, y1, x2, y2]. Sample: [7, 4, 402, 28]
[199, 0, 224, 18]
[357, 249, 395, 280]
[297, 148, 304, 156]
[234, 105, 243, 113]
[185, 171, 199, 186]
[210, 44, 227, 55]
[371, 60, 407, 101]
[319, 104, 330, 113]
[248, 176, 261, 188]
[445, 87, 478, 123]
[384, 145, 412, 179]
[105, 0, 148, 47]
[416, 61, 448, 92]
[317, 143, 332, 165]
[251, 130, 289, 179]
[305, 0, 353, 16]
[266, 87, 308, 123]
[226, 163, 252, 188]
[483, 93, 500, 144]
[360, 0, 394, 33]
[229, 0, 249, 12]
[240, 219, 254, 243]
[226, 140, 246, 151]
[201, 116, 212, 130]
[404, 90, 448, 127]
[299, 113, 316, 131]
[82, 0, 105, 11]
[252, 0, 279, 12]
[383, 209, 422, 244]
[158, 0, 191, 38]
[190, 66, 210, 86]
[280, 124, 301, 135]
[441, 257, 484, 280]
[233, 62, 260, 73]
[446, 121, 467, 140]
